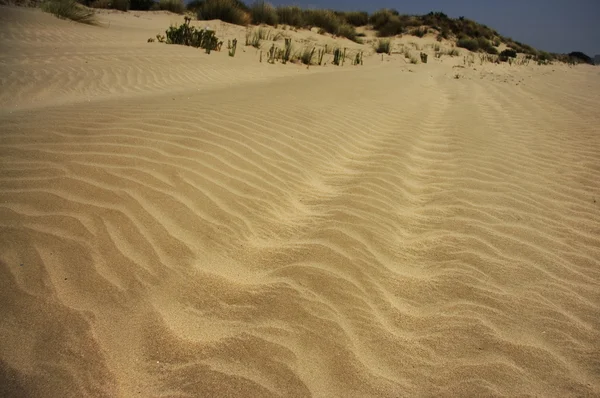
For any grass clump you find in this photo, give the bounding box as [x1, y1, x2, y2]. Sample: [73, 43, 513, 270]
[250, 1, 278, 25]
[247, 27, 272, 47]
[41, 0, 97, 24]
[197, 0, 250, 26]
[300, 47, 316, 65]
[375, 39, 391, 54]
[412, 27, 427, 37]
[158, 0, 184, 14]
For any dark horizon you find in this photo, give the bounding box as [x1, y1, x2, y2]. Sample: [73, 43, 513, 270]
[253, 0, 599, 57]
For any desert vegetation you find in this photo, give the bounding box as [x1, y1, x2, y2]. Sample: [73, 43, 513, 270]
[37, 0, 590, 67]
[375, 39, 391, 55]
[41, 0, 97, 24]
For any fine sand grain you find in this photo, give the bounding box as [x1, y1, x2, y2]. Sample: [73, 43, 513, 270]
[1, 6, 600, 397]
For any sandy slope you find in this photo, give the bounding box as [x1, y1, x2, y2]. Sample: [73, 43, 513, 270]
[1, 6, 600, 397]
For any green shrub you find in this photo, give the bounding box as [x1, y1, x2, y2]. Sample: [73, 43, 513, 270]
[457, 37, 478, 51]
[165, 17, 221, 53]
[375, 39, 391, 54]
[336, 23, 359, 42]
[129, 0, 152, 10]
[499, 49, 517, 58]
[250, 1, 278, 25]
[197, 0, 250, 26]
[536, 51, 554, 63]
[370, 9, 405, 37]
[413, 27, 427, 37]
[303, 9, 340, 34]
[158, 0, 183, 14]
[343, 11, 368, 26]
[41, 0, 97, 23]
[276, 6, 304, 27]
[486, 46, 498, 55]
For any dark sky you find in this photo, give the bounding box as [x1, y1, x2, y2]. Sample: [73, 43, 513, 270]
[269, 0, 600, 56]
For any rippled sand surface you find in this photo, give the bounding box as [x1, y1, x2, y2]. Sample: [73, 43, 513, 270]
[1, 6, 600, 397]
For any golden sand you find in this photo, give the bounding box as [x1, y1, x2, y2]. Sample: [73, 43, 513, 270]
[1, 6, 599, 397]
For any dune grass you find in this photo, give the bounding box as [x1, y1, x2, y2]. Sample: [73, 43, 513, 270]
[299, 47, 315, 65]
[250, 0, 278, 25]
[197, 0, 250, 26]
[375, 39, 391, 54]
[41, 0, 97, 24]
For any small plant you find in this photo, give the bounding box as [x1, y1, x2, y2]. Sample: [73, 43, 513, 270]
[229, 38, 237, 56]
[41, 0, 97, 24]
[375, 39, 391, 54]
[420, 52, 428, 63]
[353, 51, 363, 65]
[333, 48, 342, 65]
[413, 27, 427, 38]
[300, 47, 316, 65]
[282, 38, 292, 64]
[317, 45, 326, 65]
[454, 73, 461, 79]
[409, 55, 419, 64]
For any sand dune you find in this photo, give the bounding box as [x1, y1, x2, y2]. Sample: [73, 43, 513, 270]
[1, 6, 600, 397]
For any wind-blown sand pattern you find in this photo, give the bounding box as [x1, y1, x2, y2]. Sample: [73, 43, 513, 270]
[1, 6, 600, 397]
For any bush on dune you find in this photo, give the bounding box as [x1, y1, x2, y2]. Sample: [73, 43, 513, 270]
[276, 6, 304, 27]
[197, 0, 250, 26]
[41, 0, 97, 24]
[343, 11, 368, 26]
[457, 36, 497, 54]
[303, 9, 339, 33]
[370, 9, 405, 37]
[250, 0, 278, 25]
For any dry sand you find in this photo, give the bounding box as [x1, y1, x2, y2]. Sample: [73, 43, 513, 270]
[1, 6, 600, 397]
